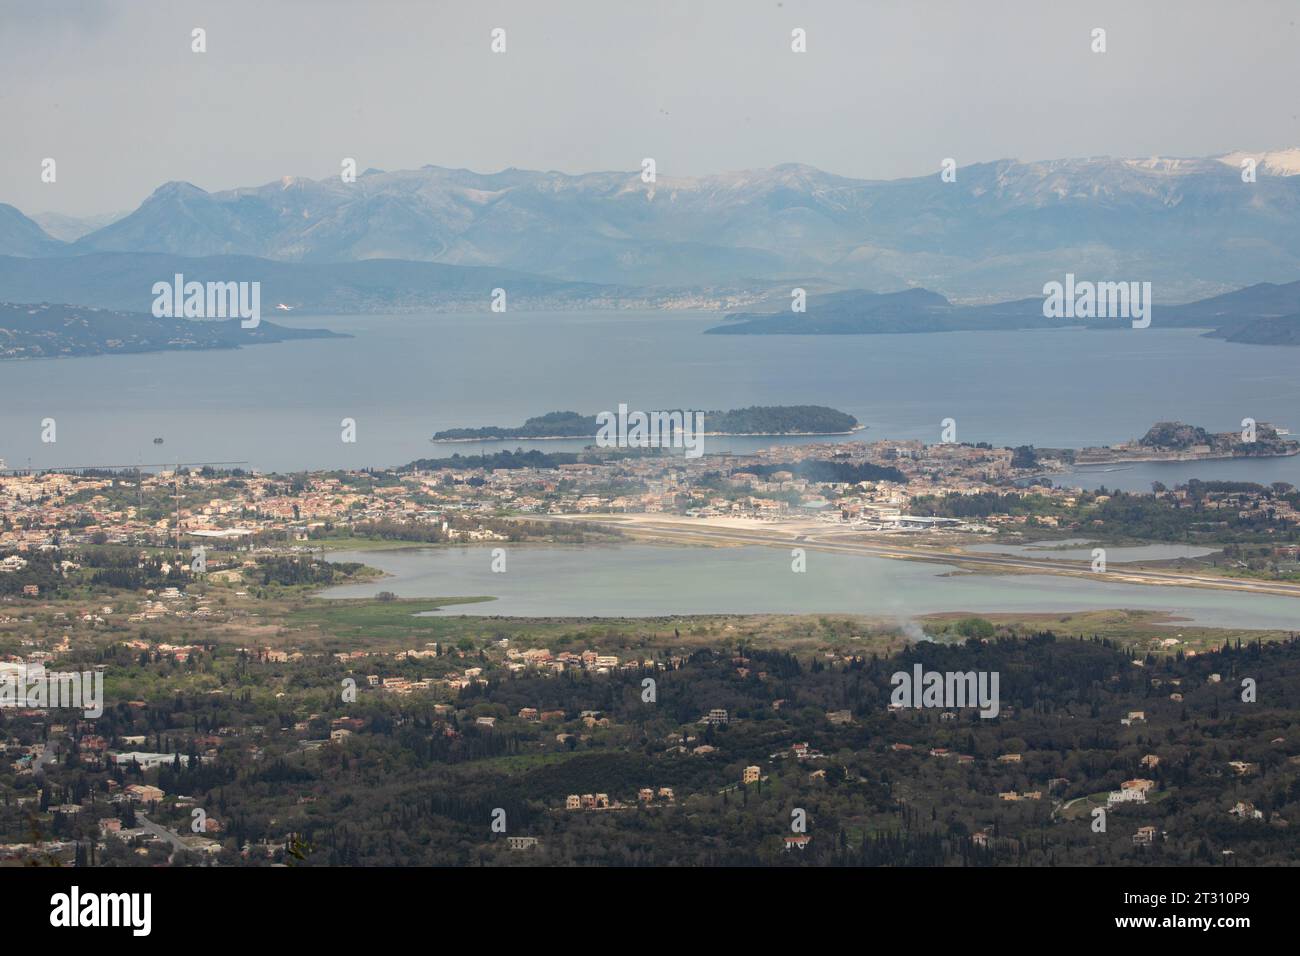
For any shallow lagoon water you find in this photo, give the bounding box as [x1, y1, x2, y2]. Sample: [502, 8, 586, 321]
[963, 541, 1218, 562]
[318, 543, 1300, 630]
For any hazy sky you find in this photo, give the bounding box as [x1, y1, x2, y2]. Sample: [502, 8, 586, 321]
[5, 0, 1300, 216]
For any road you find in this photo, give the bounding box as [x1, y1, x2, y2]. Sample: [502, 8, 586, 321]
[137, 813, 190, 853]
[34, 741, 59, 774]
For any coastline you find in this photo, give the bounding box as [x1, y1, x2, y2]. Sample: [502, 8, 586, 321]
[1072, 447, 1300, 466]
[429, 424, 869, 443]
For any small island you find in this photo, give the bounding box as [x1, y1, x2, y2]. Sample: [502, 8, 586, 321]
[430, 406, 862, 441]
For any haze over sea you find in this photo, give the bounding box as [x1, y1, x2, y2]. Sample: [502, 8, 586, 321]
[3, 310, 1299, 493]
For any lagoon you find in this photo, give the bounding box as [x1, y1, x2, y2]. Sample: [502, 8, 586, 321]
[317, 543, 1300, 630]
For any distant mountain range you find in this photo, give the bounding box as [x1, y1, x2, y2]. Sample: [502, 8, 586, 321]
[0, 301, 345, 360]
[29, 210, 127, 242]
[707, 280, 1300, 345]
[3, 149, 1300, 300]
[0, 204, 64, 258]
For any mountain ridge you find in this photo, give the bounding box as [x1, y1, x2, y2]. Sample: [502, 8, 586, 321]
[4, 149, 1300, 299]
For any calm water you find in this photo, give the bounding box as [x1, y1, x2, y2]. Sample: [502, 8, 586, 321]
[1058, 458, 1300, 492]
[964, 541, 1218, 562]
[317, 544, 1300, 630]
[2, 311, 1299, 491]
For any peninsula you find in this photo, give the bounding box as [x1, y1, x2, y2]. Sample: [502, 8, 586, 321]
[1049, 421, 1299, 465]
[0, 301, 347, 360]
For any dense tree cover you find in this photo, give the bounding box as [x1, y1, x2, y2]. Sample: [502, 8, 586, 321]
[404, 450, 583, 471]
[1139, 422, 1214, 449]
[0, 552, 65, 596]
[253, 557, 365, 587]
[432, 411, 600, 440]
[430, 406, 858, 441]
[1011, 445, 1038, 470]
[745, 460, 907, 485]
[7, 630, 1300, 867]
[702, 406, 858, 435]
